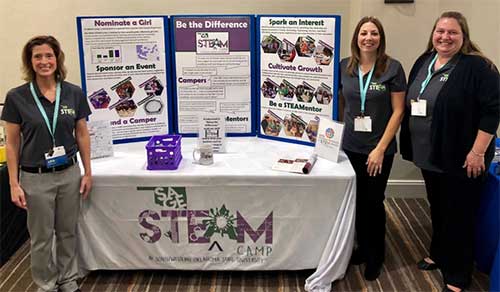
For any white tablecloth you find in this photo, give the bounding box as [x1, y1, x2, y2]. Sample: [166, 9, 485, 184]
[78, 137, 355, 292]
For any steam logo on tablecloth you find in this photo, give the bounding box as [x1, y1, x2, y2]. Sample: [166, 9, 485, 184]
[137, 186, 274, 262]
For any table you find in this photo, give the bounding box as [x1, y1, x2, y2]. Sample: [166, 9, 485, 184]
[0, 164, 29, 265]
[474, 161, 500, 291]
[78, 137, 356, 292]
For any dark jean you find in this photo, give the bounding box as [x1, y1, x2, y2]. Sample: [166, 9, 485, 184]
[345, 150, 394, 266]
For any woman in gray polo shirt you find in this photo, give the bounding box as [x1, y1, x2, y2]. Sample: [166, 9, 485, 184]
[1, 36, 92, 292]
[339, 16, 406, 281]
[400, 12, 499, 292]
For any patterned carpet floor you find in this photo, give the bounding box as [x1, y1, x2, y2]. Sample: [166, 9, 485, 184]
[0, 198, 489, 292]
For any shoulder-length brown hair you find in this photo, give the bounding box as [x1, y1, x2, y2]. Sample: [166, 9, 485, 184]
[425, 11, 496, 70]
[22, 35, 67, 82]
[346, 16, 389, 78]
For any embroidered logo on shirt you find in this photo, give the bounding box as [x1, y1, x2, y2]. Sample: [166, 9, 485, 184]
[368, 82, 386, 92]
[60, 105, 76, 116]
[439, 73, 449, 82]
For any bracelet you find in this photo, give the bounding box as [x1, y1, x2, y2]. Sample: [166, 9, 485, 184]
[471, 149, 485, 157]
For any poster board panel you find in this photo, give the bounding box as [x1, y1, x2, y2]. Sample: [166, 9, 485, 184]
[257, 15, 341, 146]
[77, 16, 173, 144]
[170, 15, 256, 137]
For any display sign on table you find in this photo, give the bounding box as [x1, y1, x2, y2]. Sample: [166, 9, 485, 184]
[314, 117, 344, 163]
[257, 15, 341, 146]
[77, 16, 172, 143]
[198, 115, 226, 152]
[170, 15, 255, 136]
[87, 120, 114, 160]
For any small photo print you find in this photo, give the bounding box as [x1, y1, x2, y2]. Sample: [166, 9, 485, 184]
[283, 113, 306, 138]
[261, 78, 279, 99]
[315, 83, 333, 105]
[261, 110, 283, 136]
[277, 38, 296, 62]
[88, 88, 111, 109]
[305, 116, 320, 143]
[115, 99, 138, 118]
[278, 79, 296, 101]
[115, 80, 135, 99]
[313, 40, 333, 66]
[261, 34, 282, 54]
[295, 36, 316, 57]
[296, 81, 315, 103]
[139, 76, 164, 97]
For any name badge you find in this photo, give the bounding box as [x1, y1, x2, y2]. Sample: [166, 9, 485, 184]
[45, 146, 68, 168]
[411, 99, 427, 117]
[354, 116, 372, 132]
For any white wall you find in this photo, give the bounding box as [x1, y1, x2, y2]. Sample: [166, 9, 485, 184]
[1, 0, 499, 196]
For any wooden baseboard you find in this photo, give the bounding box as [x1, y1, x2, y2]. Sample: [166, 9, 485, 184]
[386, 180, 426, 198]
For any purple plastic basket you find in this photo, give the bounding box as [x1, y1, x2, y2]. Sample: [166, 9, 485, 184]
[146, 134, 182, 170]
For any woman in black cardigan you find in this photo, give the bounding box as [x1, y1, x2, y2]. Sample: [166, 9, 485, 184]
[400, 11, 499, 292]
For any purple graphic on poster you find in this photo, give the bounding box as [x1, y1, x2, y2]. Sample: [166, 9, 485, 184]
[173, 17, 251, 52]
[172, 15, 254, 136]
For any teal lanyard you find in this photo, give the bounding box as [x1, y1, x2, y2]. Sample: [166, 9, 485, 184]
[418, 54, 440, 99]
[29, 82, 61, 147]
[358, 65, 375, 115]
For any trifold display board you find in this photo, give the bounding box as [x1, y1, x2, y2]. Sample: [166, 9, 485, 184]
[77, 14, 341, 145]
[170, 15, 255, 137]
[77, 16, 172, 144]
[257, 15, 340, 146]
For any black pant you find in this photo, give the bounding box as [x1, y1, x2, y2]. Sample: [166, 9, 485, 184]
[345, 150, 394, 266]
[421, 169, 483, 289]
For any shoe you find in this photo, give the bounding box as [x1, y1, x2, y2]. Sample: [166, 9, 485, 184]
[417, 258, 438, 270]
[364, 262, 382, 281]
[350, 249, 366, 265]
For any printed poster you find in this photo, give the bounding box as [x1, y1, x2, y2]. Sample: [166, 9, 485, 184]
[77, 16, 171, 143]
[171, 15, 254, 136]
[258, 15, 340, 145]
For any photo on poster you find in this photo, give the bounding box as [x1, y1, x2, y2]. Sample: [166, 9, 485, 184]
[283, 113, 307, 138]
[257, 15, 341, 146]
[278, 79, 296, 101]
[261, 34, 281, 54]
[295, 36, 316, 57]
[261, 78, 279, 99]
[313, 40, 334, 66]
[315, 82, 333, 105]
[305, 116, 320, 143]
[278, 38, 296, 62]
[88, 88, 111, 109]
[171, 15, 255, 136]
[77, 16, 171, 143]
[260, 109, 283, 137]
[139, 76, 164, 97]
[296, 81, 315, 103]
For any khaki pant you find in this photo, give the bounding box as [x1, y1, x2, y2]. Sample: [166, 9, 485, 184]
[20, 164, 81, 292]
